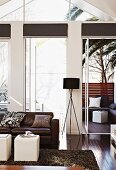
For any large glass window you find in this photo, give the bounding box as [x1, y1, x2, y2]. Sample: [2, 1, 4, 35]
[25, 0, 69, 21]
[0, 0, 96, 21]
[0, 0, 23, 21]
[0, 41, 8, 112]
[25, 38, 66, 127]
[82, 39, 116, 134]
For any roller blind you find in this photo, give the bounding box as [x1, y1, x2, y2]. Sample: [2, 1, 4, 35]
[23, 24, 68, 37]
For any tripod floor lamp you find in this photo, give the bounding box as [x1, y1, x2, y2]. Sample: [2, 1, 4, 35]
[62, 78, 80, 136]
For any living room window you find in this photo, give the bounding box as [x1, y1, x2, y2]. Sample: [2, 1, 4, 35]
[0, 0, 23, 21]
[82, 38, 116, 134]
[25, 37, 67, 126]
[0, 41, 8, 112]
[25, 0, 69, 21]
[0, 0, 94, 21]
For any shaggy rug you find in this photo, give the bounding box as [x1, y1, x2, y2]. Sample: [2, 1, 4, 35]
[0, 149, 99, 170]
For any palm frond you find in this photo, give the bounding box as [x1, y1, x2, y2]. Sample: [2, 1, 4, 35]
[89, 39, 114, 56]
[82, 39, 114, 66]
[109, 54, 116, 69]
[66, 6, 83, 20]
[102, 41, 116, 56]
[86, 16, 99, 21]
[107, 72, 114, 81]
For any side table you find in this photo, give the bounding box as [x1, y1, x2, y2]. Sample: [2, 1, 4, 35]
[0, 134, 12, 161]
[14, 134, 40, 161]
[92, 110, 108, 123]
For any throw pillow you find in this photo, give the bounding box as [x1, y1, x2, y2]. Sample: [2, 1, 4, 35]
[89, 97, 101, 107]
[109, 103, 116, 110]
[0, 112, 12, 127]
[11, 112, 26, 127]
[31, 115, 52, 128]
[0, 111, 26, 127]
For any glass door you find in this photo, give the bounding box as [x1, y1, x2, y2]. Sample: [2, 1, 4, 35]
[83, 38, 116, 134]
[0, 41, 9, 112]
[25, 37, 67, 131]
[82, 39, 89, 134]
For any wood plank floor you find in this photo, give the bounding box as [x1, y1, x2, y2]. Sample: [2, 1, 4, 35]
[60, 134, 116, 170]
[88, 122, 110, 133]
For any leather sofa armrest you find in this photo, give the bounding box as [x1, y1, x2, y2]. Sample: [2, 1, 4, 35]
[51, 119, 59, 149]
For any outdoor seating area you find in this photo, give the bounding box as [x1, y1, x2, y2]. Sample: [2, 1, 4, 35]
[82, 82, 115, 133]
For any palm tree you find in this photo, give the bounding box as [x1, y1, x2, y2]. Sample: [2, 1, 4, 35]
[65, 6, 83, 20]
[66, 5, 99, 21]
[66, 5, 116, 82]
[83, 39, 116, 83]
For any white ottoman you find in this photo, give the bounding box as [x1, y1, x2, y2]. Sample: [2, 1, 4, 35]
[92, 110, 108, 123]
[0, 134, 12, 161]
[14, 135, 40, 161]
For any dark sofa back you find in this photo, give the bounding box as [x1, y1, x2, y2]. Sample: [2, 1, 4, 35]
[20, 112, 54, 126]
[100, 95, 109, 107]
[0, 113, 4, 122]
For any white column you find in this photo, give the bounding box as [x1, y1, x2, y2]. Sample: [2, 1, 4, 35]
[30, 39, 36, 111]
[8, 22, 24, 111]
[67, 21, 82, 134]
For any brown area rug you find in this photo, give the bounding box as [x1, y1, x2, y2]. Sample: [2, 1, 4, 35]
[0, 149, 99, 170]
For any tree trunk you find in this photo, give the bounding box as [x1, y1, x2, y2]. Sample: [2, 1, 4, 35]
[99, 48, 107, 83]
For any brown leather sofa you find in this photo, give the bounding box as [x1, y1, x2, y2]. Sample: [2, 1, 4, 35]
[0, 112, 59, 149]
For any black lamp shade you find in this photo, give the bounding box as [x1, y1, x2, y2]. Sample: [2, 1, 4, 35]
[63, 78, 80, 89]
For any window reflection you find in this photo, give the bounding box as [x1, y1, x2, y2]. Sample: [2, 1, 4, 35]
[0, 0, 95, 21]
[25, 0, 69, 21]
[0, 42, 8, 111]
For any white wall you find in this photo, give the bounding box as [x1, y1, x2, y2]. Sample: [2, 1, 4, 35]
[8, 22, 24, 111]
[66, 22, 82, 134]
[71, 0, 115, 21]
[85, 0, 116, 19]
[7, 21, 82, 133]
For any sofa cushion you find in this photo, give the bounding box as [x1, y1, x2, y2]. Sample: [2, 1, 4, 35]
[0, 112, 13, 127]
[0, 127, 11, 133]
[89, 97, 101, 107]
[20, 112, 35, 126]
[31, 115, 52, 128]
[109, 109, 116, 116]
[21, 112, 54, 126]
[11, 127, 51, 135]
[100, 96, 109, 107]
[109, 103, 116, 110]
[0, 114, 4, 122]
[0, 112, 26, 127]
[11, 112, 26, 127]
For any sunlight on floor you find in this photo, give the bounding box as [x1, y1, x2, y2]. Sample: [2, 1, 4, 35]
[59, 133, 67, 150]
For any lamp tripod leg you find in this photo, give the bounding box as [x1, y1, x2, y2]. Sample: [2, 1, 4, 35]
[71, 99, 81, 149]
[69, 98, 72, 138]
[71, 98, 80, 135]
[62, 97, 71, 135]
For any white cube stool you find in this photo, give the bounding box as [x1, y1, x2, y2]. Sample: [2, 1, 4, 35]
[92, 110, 108, 123]
[14, 135, 40, 161]
[0, 134, 12, 161]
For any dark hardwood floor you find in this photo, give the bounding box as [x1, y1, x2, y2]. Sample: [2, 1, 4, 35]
[60, 134, 116, 170]
[88, 122, 110, 133]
